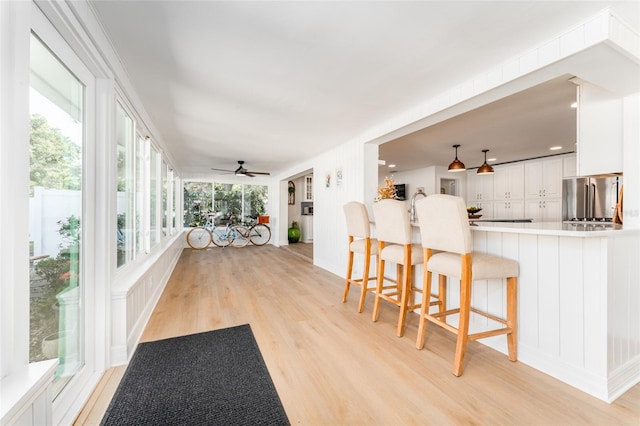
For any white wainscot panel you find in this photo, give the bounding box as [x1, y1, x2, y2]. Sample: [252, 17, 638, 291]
[111, 234, 184, 365]
[470, 228, 640, 402]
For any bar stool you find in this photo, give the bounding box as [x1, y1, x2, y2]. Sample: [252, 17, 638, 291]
[414, 194, 518, 376]
[371, 199, 425, 337]
[342, 201, 378, 313]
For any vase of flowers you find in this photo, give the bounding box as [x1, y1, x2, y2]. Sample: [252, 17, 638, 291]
[375, 176, 398, 201]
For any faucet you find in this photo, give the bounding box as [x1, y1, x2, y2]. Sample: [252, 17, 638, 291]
[409, 188, 427, 222]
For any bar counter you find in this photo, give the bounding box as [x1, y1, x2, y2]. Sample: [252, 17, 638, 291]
[393, 220, 640, 402]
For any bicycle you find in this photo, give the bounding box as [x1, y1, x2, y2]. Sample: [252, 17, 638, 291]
[222, 215, 272, 246]
[242, 216, 272, 246]
[186, 212, 250, 249]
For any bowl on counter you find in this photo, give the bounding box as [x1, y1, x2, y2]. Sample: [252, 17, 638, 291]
[467, 207, 482, 219]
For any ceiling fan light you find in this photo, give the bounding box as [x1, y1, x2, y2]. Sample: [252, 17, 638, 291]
[448, 144, 466, 172]
[477, 149, 495, 175]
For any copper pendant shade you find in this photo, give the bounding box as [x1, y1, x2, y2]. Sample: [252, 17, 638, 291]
[477, 149, 495, 174]
[447, 144, 466, 172]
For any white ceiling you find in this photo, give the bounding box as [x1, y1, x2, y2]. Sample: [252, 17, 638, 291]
[379, 75, 578, 173]
[89, 1, 640, 177]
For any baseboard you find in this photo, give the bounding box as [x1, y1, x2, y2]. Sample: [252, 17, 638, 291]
[608, 356, 640, 402]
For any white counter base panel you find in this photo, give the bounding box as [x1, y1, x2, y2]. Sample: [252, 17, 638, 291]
[464, 226, 640, 402]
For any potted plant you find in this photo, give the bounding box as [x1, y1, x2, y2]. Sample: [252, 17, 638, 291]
[288, 221, 301, 243]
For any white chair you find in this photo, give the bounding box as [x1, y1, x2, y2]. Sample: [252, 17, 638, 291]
[342, 201, 378, 313]
[371, 199, 426, 337]
[414, 194, 518, 376]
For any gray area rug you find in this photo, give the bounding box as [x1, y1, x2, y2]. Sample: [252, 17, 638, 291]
[101, 324, 290, 425]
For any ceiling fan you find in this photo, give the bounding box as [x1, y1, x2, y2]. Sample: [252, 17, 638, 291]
[211, 160, 270, 178]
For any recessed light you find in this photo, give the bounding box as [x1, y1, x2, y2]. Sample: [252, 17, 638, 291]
[388, 164, 396, 168]
[550, 146, 562, 151]
[570, 102, 578, 108]
[487, 158, 496, 162]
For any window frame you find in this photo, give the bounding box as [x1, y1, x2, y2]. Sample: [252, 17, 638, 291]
[29, 4, 99, 418]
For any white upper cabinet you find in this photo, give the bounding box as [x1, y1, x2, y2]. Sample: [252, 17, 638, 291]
[573, 79, 623, 176]
[493, 163, 524, 201]
[525, 157, 563, 199]
[466, 171, 494, 203]
[304, 175, 313, 201]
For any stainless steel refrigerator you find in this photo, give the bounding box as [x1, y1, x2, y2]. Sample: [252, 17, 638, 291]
[562, 176, 622, 222]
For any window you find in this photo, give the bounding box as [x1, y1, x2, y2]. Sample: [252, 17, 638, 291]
[149, 145, 159, 247]
[29, 32, 86, 397]
[168, 168, 178, 234]
[243, 184, 268, 219]
[162, 160, 168, 236]
[183, 181, 267, 227]
[135, 134, 146, 254]
[116, 102, 135, 267]
[183, 182, 213, 226]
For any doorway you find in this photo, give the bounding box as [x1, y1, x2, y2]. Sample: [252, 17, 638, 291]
[439, 178, 460, 196]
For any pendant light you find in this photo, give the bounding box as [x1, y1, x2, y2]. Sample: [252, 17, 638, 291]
[447, 144, 466, 172]
[477, 149, 495, 175]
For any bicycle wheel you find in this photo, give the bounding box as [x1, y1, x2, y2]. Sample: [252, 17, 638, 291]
[186, 227, 212, 249]
[249, 224, 271, 246]
[211, 226, 232, 247]
[230, 225, 250, 248]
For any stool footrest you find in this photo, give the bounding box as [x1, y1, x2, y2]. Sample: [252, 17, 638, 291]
[347, 276, 377, 286]
[469, 327, 512, 341]
[469, 307, 508, 325]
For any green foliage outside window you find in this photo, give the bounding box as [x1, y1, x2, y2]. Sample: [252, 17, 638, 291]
[34, 215, 80, 295]
[183, 181, 268, 227]
[183, 182, 213, 226]
[30, 114, 81, 195]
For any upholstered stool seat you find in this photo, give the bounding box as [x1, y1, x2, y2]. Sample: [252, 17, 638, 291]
[343, 201, 378, 313]
[414, 194, 519, 376]
[428, 252, 518, 281]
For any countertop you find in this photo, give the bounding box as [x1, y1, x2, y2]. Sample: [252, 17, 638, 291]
[468, 221, 635, 237]
[404, 220, 637, 237]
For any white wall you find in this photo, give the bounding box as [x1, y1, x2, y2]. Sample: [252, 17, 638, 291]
[278, 140, 372, 276]
[383, 165, 456, 199]
[623, 93, 640, 228]
[286, 175, 306, 229]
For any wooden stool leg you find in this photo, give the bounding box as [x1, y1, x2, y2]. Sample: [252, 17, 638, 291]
[343, 248, 354, 303]
[397, 246, 412, 337]
[438, 274, 447, 313]
[372, 246, 385, 322]
[506, 277, 518, 361]
[357, 246, 371, 313]
[416, 265, 432, 349]
[453, 254, 472, 376]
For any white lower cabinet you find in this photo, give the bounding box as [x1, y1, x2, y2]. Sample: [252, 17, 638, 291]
[493, 200, 524, 219]
[525, 198, 562, 222]
[474, 201, 493, 219]
[301, 215, 313, 243]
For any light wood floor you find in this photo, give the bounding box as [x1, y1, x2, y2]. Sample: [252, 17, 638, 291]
[281, 241, 313, 262]
[75, 245, 639, 425]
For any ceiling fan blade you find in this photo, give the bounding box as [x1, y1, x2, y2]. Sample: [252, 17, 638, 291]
[247, 171, 270, 175]
[211, 167, 235, 172]
[245, 172, 256, 177]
